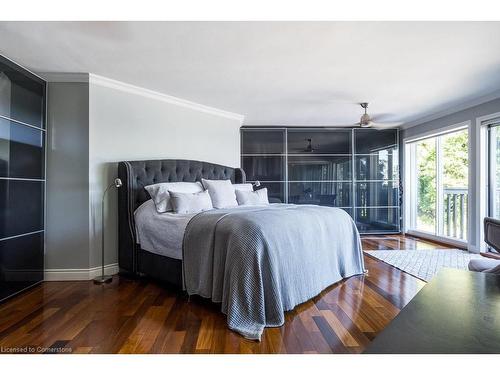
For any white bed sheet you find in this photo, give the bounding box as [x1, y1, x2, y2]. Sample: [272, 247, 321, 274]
[134, 199, 271, 260]
[134, 199, 196, 259]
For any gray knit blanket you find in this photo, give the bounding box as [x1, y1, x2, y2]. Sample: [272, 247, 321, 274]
[182, 204, 364, 340]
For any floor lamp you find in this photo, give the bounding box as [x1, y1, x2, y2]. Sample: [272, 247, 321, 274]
[94, 178, 123, 284]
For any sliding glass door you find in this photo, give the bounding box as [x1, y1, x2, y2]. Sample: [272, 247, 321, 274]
[487, 122, 500, 219]
[406, 127, 469, 241]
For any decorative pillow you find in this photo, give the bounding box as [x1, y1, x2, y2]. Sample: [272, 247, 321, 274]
[201, 179, 238, 209]
[233, 183, 253, 192]
[235, 188, 270, 206]
[145, 181, 203, 213]
[169, 190, 214, 214]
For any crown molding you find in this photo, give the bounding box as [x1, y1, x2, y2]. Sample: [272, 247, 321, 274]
[89, 74, 245, 122]
[401, 88, 500, 130]
[40, 72, 244, 122]
[39, 72, 89, 83]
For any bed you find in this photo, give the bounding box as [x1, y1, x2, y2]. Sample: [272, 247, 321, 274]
[118, 159, 364, 340]
[118, 159, 246, 285]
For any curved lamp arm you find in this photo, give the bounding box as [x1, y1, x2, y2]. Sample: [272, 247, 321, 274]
[101, 178, 123, 205]
[94, 178, 122, 284]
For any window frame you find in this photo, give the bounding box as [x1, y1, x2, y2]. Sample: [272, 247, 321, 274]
[476, 113, 500, 253]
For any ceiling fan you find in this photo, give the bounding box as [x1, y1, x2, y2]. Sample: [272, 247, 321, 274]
[356, 103, 402, 128]
[303, 138, 315, 152]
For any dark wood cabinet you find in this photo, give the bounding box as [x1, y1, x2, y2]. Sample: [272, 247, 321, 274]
[0, 55, 46, 302]
[241, 127, 400, 233]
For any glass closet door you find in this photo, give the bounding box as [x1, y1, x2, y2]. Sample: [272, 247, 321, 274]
[286, 129, 353, 215]
[241, 129, 286, 203]
[240, 127, 401, 234]
[354, 129, 399, 233]
[0, 56, 45, 302]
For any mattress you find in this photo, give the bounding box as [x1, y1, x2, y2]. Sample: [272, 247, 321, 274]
[134, 199, 196, 259]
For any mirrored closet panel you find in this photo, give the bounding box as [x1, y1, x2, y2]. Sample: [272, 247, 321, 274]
[241, 129, 286, 203]
[0, 55, 46, 302]
[241, 127, 400, 233]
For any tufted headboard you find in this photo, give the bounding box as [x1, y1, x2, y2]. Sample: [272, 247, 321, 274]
[117, 159, 246, 274]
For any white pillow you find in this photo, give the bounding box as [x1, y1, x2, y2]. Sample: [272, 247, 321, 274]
[235, 188, 270, 206]
[145, 181, 203, 213]
[169, 190, 213, 214]
[201, 179, 238, 209]
[233, 183, 253, 192]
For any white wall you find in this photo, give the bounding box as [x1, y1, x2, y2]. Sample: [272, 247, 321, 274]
[88, 75, 243, 268]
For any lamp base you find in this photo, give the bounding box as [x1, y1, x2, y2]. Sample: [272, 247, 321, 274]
[93, 275, 113, 284]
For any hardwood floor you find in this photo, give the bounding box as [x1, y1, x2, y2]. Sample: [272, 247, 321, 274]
[0, 234, 448, 354]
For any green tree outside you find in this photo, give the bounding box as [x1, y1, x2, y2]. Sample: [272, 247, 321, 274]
[416, 130, 468, 233]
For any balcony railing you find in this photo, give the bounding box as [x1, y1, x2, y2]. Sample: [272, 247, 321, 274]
[444, 188, 467, 240]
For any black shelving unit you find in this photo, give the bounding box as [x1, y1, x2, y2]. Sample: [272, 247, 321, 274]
[0, 55, 46, 302]
[241, 127, 400, 234]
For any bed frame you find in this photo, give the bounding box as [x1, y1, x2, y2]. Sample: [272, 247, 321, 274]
[117, 159, 246, 286]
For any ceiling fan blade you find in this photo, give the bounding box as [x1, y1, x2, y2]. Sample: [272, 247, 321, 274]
[369, 114, 395, 122]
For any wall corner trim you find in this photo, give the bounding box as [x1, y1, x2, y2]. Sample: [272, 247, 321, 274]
[89, 73, 245, 122]
[39, 72, 90, 83]
[44, 263, 119, 281]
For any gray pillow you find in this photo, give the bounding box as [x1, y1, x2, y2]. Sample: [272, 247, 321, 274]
[169, 190, 214, 214]
[235, 188, 269, 206]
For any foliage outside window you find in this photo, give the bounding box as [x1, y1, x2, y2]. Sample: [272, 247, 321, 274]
[410, 128, 468, 240]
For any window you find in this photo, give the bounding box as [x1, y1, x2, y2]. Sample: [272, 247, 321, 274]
[406, 127, 469, 241]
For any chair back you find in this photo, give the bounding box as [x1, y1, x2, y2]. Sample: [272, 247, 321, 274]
[484, 217, 500, 252]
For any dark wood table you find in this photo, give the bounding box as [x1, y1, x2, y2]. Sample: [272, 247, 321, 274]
[364, 268, 500, 354]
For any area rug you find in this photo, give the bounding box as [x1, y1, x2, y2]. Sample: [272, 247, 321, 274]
[364, 249, 481, 281]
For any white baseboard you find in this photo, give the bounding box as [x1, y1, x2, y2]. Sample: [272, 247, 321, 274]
[44, 263, 119, 281]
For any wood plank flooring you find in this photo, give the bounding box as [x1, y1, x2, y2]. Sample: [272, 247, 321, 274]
[0, 234, 448, 354]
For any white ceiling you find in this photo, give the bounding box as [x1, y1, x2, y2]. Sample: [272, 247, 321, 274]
[1, 21, 500, 126]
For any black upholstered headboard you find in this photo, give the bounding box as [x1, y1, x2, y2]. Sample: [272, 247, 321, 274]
[117, 159, 246, 274]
